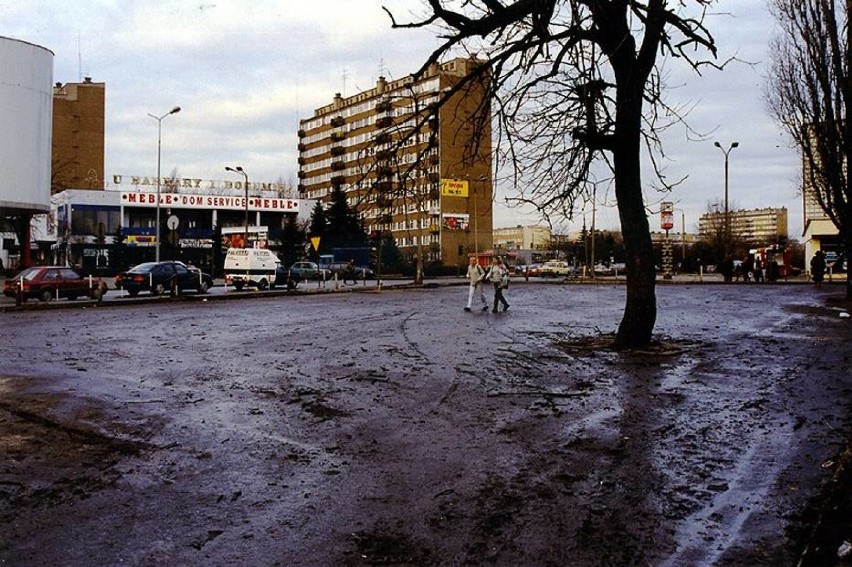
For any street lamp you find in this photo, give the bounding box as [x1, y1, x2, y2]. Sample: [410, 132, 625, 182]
[148, 106, 181, 262]
[714, 140, 739, 256]
[225, 166, 249, 247]
[469, 174, 490, 256]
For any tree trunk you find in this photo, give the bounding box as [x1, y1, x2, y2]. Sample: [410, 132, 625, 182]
[612, 79, 657, 349]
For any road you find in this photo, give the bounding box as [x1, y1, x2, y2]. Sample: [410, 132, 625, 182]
[1, 282, 850, 565]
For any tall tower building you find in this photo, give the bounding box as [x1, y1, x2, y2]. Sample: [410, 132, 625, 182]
[52, 77, 105, 193]
[298, 57, 492, 267]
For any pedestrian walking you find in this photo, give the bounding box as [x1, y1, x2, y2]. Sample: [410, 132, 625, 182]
[487, 257, 510, 313]
[342, 259, 358, 285]
[810, 250, 826, 286]
[464, 256, 489, 312]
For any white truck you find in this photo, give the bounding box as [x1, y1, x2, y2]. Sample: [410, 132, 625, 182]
[224, 248, 285, 291]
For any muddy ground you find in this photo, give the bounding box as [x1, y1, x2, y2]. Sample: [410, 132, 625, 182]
[0, 282, 850, 566]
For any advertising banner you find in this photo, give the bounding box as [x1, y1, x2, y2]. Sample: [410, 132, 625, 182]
[442, 213, 470, 231]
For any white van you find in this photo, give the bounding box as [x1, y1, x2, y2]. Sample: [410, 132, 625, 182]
[224, 248, 281, 291]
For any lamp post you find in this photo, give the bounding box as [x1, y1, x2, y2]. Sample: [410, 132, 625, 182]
[148, 106, 181, 262]
[225, 166, 249, 247]
[714, 141, 739, 257]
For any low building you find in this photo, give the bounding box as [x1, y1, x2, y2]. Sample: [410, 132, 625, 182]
[50, 181, 299, 274]
[492, 225, 551, 251]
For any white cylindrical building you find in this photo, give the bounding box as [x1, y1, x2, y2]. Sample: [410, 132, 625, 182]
[0, 36, 54, 213]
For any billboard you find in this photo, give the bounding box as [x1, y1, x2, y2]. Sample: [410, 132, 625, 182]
[442, 213, 470, 231]
[440, 178, 469, 197]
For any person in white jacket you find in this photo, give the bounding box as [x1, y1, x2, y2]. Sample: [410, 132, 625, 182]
[464, 256, 489, 312]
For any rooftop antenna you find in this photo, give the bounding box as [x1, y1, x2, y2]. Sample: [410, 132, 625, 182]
[77, 31, 82, 81]
[378, 58, 390, 79]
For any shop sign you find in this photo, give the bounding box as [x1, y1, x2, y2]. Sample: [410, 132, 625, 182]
[119, 192, 298, 213]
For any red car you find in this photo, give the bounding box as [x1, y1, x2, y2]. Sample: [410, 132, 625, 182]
[3, 266, 107, 303]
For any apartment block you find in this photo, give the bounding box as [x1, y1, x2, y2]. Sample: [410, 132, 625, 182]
[698, 207, 788, 244]
[52, 78, 105, 193]
[297, 57, 492, 267]
[801, 122, 844, 264]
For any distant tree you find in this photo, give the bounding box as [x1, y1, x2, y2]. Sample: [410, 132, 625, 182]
[324, 186, 369, 252]
[765, 0, 850, 298]
[111, 226, 127, 272]
[387, 1, 720, 348]
[212, 224, 224, 276]
[279, 216, 306, 267]
[308, 200, 328, 257]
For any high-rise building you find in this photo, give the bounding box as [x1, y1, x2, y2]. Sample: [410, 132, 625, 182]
[801, 122, 844, 267]
[698, 207, 788, 245]
[52, 78, 105, 193]
[297, 57, 492, 267]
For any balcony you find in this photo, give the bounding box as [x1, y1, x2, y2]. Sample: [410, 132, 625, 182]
[376, 116, 393, 129]
[374, 132, 391, 145]
[331, 175, 346, 186]
[331, 116, 345, 127]
[298, 129, 306, 138]
[331, 145, 345, 157]
[375, 100, 392, 113]
[331, 131, 345, 142]
[298, 143, 307, 152]
[298, 170, 306, 179]
[331, 161, 345, 171]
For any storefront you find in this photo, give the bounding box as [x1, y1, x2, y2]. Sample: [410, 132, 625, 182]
[51, 184, 300, 275]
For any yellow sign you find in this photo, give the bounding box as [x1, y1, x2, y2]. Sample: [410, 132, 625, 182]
[310, 236, 321, 251]
[440, 178, 469, 197]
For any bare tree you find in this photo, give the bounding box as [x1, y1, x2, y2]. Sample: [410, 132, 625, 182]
[386, 1, 718, 348]
[765, 0, 850, 299]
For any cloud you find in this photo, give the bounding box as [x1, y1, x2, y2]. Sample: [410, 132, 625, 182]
[1, 0, 805, 237]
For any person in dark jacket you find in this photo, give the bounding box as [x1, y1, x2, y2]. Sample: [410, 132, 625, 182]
[810, 250, 826, 286]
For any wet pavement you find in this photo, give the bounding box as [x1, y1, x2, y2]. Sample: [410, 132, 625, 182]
[0, 281, 850, 565]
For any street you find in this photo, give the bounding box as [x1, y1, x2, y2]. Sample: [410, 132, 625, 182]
[1, 282, 850, 565]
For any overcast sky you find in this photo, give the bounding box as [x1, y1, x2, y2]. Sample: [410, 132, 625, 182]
[0, 0, 804, 238]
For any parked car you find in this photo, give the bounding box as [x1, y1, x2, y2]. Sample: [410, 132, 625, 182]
[327, 262, 375, 281]
[288, 261, 331, 280]
[3, 266, 107, 303]
[539, 260, 574, 277]
[273, 265, 302, 290]
[518, 263, 542, 277]
[115, 261, 213, 296]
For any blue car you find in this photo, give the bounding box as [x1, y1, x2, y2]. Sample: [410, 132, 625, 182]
[115, 261, 213, 296]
